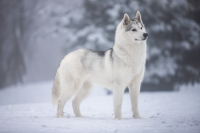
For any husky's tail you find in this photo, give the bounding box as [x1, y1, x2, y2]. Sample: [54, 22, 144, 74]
[52, 73, 61, 106]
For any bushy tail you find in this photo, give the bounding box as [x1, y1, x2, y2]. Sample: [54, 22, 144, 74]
[52, 73, 61, 106]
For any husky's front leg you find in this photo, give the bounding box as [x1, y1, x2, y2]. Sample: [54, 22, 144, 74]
[129, 83, 141, 119]
[129, 66, 144, 119]
[113, 88, 125, 120]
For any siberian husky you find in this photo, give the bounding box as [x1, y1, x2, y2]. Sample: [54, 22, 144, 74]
[52, 11, 148, 120]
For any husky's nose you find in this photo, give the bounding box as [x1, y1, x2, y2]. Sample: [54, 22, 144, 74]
[143, 33, 148, 39]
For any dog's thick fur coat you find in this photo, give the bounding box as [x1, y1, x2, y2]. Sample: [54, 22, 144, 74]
[52, 11, 148, 120]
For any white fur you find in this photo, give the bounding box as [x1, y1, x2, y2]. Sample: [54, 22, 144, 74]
[52, 11, 147, 120]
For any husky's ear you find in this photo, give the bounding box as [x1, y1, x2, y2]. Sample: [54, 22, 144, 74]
[134, 11, 143, 25]
[122, 13, 130, 25]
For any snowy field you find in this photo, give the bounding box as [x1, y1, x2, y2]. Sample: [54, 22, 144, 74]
[0, 81, 200, 133]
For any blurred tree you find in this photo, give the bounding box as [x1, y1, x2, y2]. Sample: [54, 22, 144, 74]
[138, 0, 200, 91]
[0, 0, 36, 89]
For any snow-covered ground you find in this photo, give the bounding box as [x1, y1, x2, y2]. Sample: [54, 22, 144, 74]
[0, 81, 200, 133]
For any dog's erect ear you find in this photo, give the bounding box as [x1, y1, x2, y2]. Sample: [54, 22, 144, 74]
[134, 11, 143, 25]
[122, 13, 130, 25]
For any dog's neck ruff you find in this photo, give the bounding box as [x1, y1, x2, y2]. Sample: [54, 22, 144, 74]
[113, 35, 146, 67]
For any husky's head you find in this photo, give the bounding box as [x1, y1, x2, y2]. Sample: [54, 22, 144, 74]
[116, 11, 148, 43]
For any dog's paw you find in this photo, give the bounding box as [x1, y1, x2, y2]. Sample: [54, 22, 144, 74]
[115, 116, 122, 120]
[133, 114, 142, 119]
[75, 113, 85, 117]
[57, 114, 64, 118]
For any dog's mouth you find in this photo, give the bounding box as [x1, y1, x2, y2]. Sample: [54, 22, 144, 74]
[135, 39, 146, 41]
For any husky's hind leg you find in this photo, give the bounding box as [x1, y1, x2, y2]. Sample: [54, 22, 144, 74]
[72, 81, 93, 117]
[57, 80, 83, 118]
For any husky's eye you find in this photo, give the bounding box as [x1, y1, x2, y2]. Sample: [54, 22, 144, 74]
[132, 29, 137, 32]
[141, 27, 142, 30]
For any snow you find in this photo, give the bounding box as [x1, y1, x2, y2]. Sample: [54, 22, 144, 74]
[0, 81, 200, 133]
